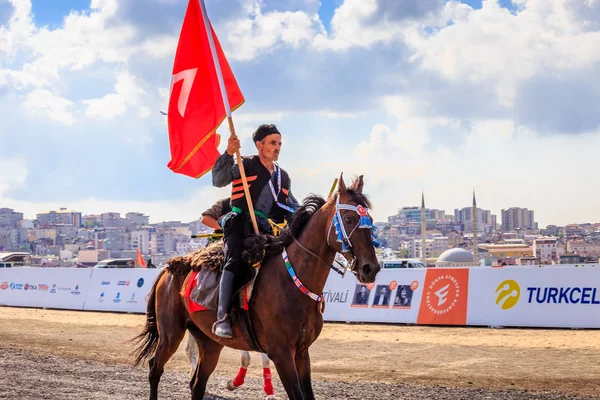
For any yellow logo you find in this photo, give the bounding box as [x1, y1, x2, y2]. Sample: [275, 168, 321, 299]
[495, 279, 520, 310]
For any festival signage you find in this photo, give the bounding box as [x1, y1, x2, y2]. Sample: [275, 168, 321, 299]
[83, 269, 162, 313]
[4, 265, 600, 329]
[322, 269, 426, 324]
[0, 268, 92, 310]
[467, 267, 600, 328]
[416, 268, 470, 326]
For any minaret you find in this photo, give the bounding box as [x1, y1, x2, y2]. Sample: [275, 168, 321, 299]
[472, 190, 479, 266]
[421, 191, 426, 266]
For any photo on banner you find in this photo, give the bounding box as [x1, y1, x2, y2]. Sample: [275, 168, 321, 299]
[351, 284, 371, 308]
[393, 285, 414, 309]
[371, 285, 392, 308]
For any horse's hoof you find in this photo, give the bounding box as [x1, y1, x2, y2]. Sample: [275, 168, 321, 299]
[227, 380, 238, 391]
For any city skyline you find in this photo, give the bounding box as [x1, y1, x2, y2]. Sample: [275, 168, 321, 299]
[0, 196, 577, 229]
[2, 1, 600, 229]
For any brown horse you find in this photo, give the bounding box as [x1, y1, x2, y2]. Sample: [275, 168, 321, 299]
[132, 174, 381, 400]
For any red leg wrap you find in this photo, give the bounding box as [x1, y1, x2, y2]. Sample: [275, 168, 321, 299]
[232, 367, 247, 387]
[263, 368, 274, 396]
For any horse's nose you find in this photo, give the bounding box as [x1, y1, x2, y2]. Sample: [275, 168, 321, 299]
[362, 264, 373, 277]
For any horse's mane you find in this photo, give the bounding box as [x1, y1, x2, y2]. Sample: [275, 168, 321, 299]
[267, 179, 372, 255]
[267, 194, 326, 255]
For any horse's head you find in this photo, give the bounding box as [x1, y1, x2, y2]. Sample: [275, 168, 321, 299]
[327, 174, 380, 284]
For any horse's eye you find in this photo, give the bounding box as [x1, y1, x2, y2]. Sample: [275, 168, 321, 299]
[344, 216, 352, 224]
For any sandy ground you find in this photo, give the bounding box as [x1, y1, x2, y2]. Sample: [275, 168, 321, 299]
[1, 306, 600, 399]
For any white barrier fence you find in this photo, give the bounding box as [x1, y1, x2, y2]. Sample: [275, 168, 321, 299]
[2, 266, 600, 328]
[0, 268, 94, 310]
[0, 268, 161, 313]
[84, 269, 163, 313]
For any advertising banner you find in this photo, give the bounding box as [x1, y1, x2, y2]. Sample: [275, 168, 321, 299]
[322, 269, 426, 324]
[417, 268, 470, 326]
[467, 268, 600, 328]
[83, 269, 162, 313]
[0, 268, 92, 310]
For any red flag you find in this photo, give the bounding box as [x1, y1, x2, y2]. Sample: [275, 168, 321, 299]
[137, 248, 147, 268]
[167, 0, 244, 178]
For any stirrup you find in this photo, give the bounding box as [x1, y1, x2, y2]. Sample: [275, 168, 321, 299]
[212, 315, 232, 339]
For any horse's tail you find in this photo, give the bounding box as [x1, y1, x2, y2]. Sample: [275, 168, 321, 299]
[130, 268, 166, 367]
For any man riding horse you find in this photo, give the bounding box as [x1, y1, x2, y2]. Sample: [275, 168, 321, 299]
[211, 123, 299, 338]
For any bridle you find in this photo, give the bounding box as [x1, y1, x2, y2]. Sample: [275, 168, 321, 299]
[326, 196, 379, 274]
[291, 196, 380, 277]
[282, 194, 380, 310]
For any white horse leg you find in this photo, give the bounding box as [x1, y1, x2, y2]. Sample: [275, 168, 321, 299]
[185, 333, 199, 379]
[227, 350, 252, 391]
[261, 352, 277, 399]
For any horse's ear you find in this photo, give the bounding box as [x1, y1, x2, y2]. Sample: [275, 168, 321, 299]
[355, 175, 364, 194]
[337, 173, 347, 194]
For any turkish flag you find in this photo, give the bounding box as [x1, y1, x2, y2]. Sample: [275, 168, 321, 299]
[167, 0, 244, 178]
[137, 248, 147, 268]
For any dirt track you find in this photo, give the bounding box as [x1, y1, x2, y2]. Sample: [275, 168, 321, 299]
[1, 307, 600, 399]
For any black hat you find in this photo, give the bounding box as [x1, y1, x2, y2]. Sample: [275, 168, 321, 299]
[252, 124, 281, 143]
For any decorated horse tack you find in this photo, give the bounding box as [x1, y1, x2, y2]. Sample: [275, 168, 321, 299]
[330, 196, 380, 253]
[282, 193, 381, 312]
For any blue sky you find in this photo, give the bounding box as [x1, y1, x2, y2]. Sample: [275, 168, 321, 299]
[1, 0, 600, 226]
[29, 0, 91, 27]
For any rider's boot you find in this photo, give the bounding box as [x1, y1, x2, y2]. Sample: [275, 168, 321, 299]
[212, 270, 235, 339]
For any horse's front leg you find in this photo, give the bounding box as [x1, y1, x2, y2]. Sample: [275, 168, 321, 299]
[295, 349, 315, 400]
[261, 352, 276, 399]
[270, 348, 304, 400]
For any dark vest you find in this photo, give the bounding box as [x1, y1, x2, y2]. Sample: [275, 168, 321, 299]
[220, 198, 232, 216]
[231, 156, 290, 223]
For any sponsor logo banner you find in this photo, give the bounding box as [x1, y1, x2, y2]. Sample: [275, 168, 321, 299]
[83, 269, 161, 313]
[417, 268, 469, 326]
[467, 268, 600, 328]
[0, 268, 92, 309]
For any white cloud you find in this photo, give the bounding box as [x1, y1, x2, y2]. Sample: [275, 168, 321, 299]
[6, 0, 136, 90]
[2, 0, 600, 228]
[313, 110, 367, 118]
[0, 0, 35, 56]
[344, 114, 600, 226]
[22, 88, 75, 125]
[216, 111, 285, 143]
[0, 156, 27, 195]
[142, 34, 177, 59]
[314, 0, 401, 50]
[224, 0, 324, 60]
[83, 70, 150, 120]
[406, 0, 600, 107]
[83, 93, 126, 120]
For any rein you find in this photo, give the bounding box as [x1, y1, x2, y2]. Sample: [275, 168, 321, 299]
[292, 237, 350, 277]
[282, 196, 378, 307]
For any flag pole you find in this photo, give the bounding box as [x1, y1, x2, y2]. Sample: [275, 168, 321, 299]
[327, 177, 339, 199]
[199, 0, 259, 235]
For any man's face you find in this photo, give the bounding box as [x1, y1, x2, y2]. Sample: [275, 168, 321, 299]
[360, 286, 366, 294]
[380, 287, 386, 296]
[256, 133, 282, 162]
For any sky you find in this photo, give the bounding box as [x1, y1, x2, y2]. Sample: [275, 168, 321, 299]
[1, 0, 599, 227]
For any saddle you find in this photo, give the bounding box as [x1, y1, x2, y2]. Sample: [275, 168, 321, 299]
[173, 234, 279, 351]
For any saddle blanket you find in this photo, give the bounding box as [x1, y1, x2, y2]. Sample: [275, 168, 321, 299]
[183, 268, 258, 313]
[184, 271, 207, 313]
